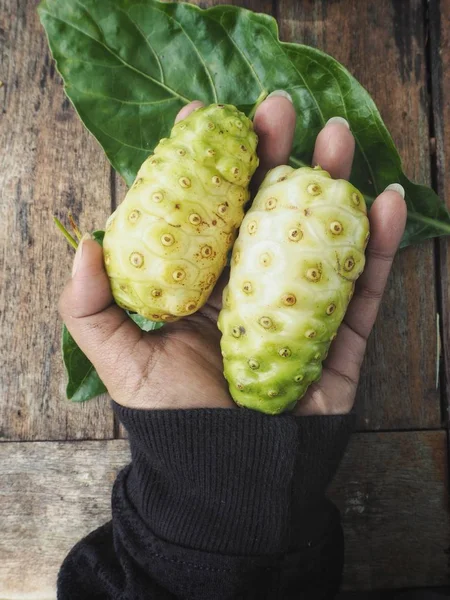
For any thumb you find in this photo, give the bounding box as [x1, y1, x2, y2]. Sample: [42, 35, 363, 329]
[58, 234, 142, 375]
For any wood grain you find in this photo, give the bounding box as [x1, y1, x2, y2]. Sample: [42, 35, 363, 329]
[1, 433, 448, 596]
[430, 0, 450, 422]
[0, 440, 129, 599]
[330, 430, 450, 589]
[0, 0, 115, 440]
[276, 0, 440, 431]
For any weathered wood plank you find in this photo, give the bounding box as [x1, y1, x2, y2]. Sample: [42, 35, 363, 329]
[0, 0, 115, 440]
[277, 0, 439, 430]
[0, 440, 129, 599]
[329, 431, 450, 589]
[430, 1, 450, 421]
[1, 433, 448, 596]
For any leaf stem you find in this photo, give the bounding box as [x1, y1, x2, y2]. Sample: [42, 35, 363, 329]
[248, 89, 268, 120]
[68, 212, 83, 241]
[53, 216, 79, 250]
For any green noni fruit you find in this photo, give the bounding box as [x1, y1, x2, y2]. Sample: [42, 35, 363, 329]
[218, 165, 370, 415]
[103, 104, 259, 322]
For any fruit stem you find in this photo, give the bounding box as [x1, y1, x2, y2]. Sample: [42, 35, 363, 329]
[53, 216, 78, 250]
[248, 90, 269, 120]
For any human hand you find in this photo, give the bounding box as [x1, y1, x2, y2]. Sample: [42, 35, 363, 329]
[59, 96, 407, 414]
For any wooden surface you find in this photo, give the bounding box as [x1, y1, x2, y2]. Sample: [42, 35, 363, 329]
[431, 0, 450, 420]
[0, 0, 449, 595]
[0, 0, 115, 441]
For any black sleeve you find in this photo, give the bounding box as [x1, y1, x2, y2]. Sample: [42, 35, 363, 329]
[57, 403, 355, 600]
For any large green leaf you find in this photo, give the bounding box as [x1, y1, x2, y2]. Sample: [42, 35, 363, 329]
[62, 324, 108, 401]
[38, 0, 450, 247]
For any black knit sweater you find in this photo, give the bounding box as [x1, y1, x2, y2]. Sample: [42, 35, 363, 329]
[57, 402, 355, 599]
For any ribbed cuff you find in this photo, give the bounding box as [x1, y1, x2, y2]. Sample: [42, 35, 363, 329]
[113, 403, 355, 556]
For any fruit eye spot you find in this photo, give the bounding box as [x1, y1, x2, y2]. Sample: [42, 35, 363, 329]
[259, 316, 273, 329]
[314, 352, 321, 360]
[277, 176, 287, 182]
[207, 121, 215, 130]
[150, 158, 159, 166]
[282, 293, 296, 306]
[232, 326, 245, 338]
[207, 274, 216, 286]
[326, 303, 336, 315]
[130, 252, 144, 268]
[178, 123, 187, 130]
[307, 183, 321, 195]
[305, 329, 317, 339]
[176, 148, 186, 156]
[206, 148, 216, 157]
[240, 145, 247, 152]
[268, 390, 278, 398]
[330, 333, 338, 342]
[265, 197, 277, 210]
[248, 220, 257, 234]
[133, 177, 144, 188]
[236, 383, 245, 391]
[104, 252, 111, 266]
[152, 192, 164, 203]
[185, 301, 197, 312]
[212, 175, 221, 186]
[330, 221, 343, 234]
[351, 192, 361, 206]
[179, 177, 191, 188]
[233, 251, 240, 265]
[248, 359, 259, 370]
[201, 245, 212, 257]
[161, 233, 175, 246]
[294, 374, 304, 382]
[162, 314, 176, 322]
[151, 289, 162, 298]
[231, 167, 240, 177]
[243, 281, 253, 294]
[260, 253, 272, 267]
[218, 203, 227, 215]
[128, 210, 140, 223]
[288, 228, 303, 241]
[172, 269, 186, 282]
[189, 213, 201, 225]
[234, 119, 243, 129]
[344, 258, 355, 271]
[152, 314, 161, 320]
[279, 347, 291, 358]
[306, 268, 321, 282]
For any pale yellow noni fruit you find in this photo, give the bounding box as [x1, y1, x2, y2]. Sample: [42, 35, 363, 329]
[218, 166, 370, 415]
[103, 104, 259, 322]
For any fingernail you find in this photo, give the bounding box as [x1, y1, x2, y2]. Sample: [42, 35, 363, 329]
[267, 90, 293, 103]
[326, 116, 350, 129]
[72, 233, 91, 277]
[384, 183, 405, 198]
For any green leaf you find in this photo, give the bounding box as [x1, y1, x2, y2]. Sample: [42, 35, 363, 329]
[92, 229, 105, 246]
[127, 312, 164, 331]
[62, 325, 107, 402]
[38, 0, 450, 248]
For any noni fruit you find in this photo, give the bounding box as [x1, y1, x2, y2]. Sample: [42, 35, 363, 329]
[103, 104, 259, 322]
[218, 165, 370, 415]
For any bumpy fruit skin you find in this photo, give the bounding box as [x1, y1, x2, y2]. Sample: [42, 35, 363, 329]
[218, 166, 370, 415]
[103, 104, 259, 322]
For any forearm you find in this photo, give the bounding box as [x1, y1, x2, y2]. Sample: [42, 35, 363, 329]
[57, 404, 355, 599]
